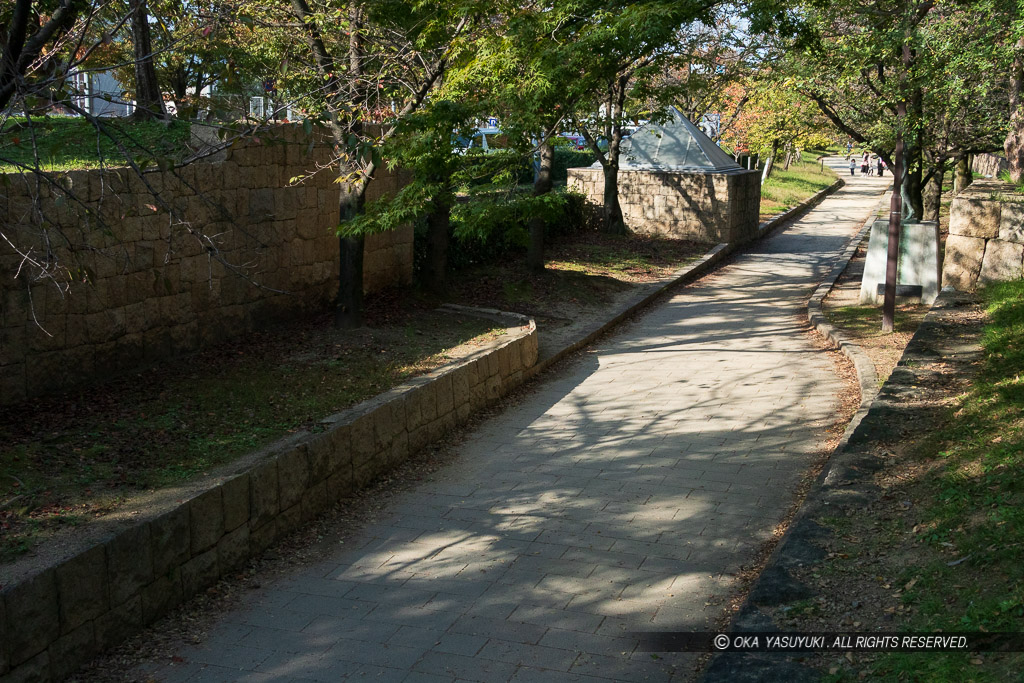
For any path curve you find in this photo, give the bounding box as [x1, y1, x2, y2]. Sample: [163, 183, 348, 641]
[139, 159, 889, 683]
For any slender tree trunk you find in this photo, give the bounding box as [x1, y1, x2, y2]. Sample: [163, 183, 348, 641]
[424, 190, 451, 292]
[527, 138, 554, 272]
[954, 155, 973, 194]
[130, 0, 166, 120]
[883, 45, 910, 334]
[782, 143, 793, 171]
[601, 163, 625, 234]
[761, 140, 779, 185]
[335, 4, 365, 328]
[1005, 36, 1024, 183]
[600, 76, 628, 234]
[923, 165, 944, 223]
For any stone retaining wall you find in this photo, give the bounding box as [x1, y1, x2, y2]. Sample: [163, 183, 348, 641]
[566, 167, 761, 243]
[942, 179, 1024, 291]
[972, 152, 1009, 178]
[0, 308, 537, 682]
[0, 126, 413, 405]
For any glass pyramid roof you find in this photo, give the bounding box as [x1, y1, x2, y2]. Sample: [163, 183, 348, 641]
[614, 108, 741, 172]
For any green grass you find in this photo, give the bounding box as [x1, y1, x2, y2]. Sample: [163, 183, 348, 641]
[760, 154, 837, 219]
[0, 116, 192, 172]
[847, 280, 1024, 681]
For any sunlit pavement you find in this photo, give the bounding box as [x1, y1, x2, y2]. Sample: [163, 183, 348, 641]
[139, 158, 890, 682]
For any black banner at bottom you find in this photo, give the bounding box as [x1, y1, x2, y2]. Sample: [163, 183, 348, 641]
[630, 632, 1024, 653]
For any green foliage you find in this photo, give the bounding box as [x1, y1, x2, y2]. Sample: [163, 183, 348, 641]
[412, 188, 589, 274]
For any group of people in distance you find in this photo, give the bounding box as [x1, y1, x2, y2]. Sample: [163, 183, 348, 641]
[848, 150, 884, 177]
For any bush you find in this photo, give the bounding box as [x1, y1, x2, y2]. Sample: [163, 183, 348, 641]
[412, 188, 594, 278]
[553, 148, 596, 182]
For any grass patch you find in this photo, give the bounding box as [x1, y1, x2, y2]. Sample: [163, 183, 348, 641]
[760, 154, 837, 221]
[0, 301, 501, 562]
[0, 116, 192, 172]
[849, 280, 1024, 680]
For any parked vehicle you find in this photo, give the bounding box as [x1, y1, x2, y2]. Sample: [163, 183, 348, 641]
[453, 127, 503, 153]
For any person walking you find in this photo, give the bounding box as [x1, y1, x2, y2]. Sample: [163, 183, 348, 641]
[850, 157, 857, 176]
[877, 157, 884, 177]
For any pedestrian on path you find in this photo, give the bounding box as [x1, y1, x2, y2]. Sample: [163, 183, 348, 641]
[850, 157, 857, 176]
[877, 157, 884, 177]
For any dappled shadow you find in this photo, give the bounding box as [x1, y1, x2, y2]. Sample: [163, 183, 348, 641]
[157, 179, 874, 682]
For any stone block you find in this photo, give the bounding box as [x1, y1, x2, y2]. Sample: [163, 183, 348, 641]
[249, 458, 279, 529]
[979, 239, 1024, 284]
[349, 410, 376, 467]
[48, 620, 97, 680]
[300, 480, 329, 522]
[150, 506, 190, 576]
[278, 445, 310, 511]
[950, 197, 1000, 238]
[141, 567, 183, 622]
[277, 503, 304, 537]
[388, 430, 410, 467]
[434, 373, 454, 418]
[450, 365, 470, 410]
[998, 199, 1024, 243]
[373, 396, 405, 452]
[3, 651, 49, 683]
[106, 524, 154, 606]
[942, 234, 987, 291]
[189, 487, 225, 555]
[469, 382, 488, 413]
[181, 547, 220, 599]
[221, 474, 250, 532]
[249, 521, 279, 555]
[94, 594, 142, 651]
[305, 431, 333, 484]
[217, 524, 250, 573]
[320, 420, 352, 477]
[327, 466, 355, 502]
[3, 570, 59, 665]
[485, 374, 502, 402]
[55, 545, 107, 633]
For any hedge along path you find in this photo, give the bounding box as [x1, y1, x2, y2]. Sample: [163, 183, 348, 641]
[136, 160, 891, 682]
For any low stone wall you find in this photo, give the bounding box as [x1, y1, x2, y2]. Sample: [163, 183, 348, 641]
[0, 307, 537, 682]
[972, 152, 1009, 178]
[942, 180, 1024, 291]
[566, 167, 761, 243]
[0, 126, 413, 405]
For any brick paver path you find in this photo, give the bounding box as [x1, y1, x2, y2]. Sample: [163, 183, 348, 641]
[141, 161, 888, 682]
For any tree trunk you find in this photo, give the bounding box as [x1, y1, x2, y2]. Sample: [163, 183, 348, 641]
[782, 143, 793, 171]
[883, 46, 909, 334]
[923, 166, 944, 223]
[527, 138, 554, 272]
[1005, 37, 1024, 183]
[761, 140, 779, 185]
[336, 232, 364, 328]
[602, 163, 626, 234]
[130, 0, 166, 120]
[954, 155, 973, 194]
[424, 190, 451, 292]
[335, 4, 365, 328]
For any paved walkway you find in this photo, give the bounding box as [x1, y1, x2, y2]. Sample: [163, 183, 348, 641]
[141, 160, 889, 682]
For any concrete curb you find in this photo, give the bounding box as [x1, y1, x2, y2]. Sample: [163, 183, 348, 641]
[807, 200, 883, 434]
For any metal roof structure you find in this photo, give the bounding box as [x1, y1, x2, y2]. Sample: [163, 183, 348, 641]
[613, 108, 742, 172]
